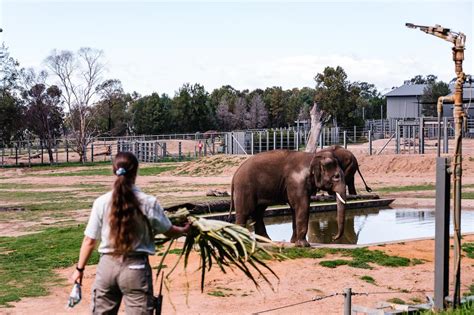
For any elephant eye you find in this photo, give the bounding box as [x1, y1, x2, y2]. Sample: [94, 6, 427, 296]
[332, 173, 341, 181]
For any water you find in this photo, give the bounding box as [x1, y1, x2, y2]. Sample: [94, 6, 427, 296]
[264, 208, 474, 245]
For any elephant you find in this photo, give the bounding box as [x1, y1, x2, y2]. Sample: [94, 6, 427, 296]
[231, 149, 347, 247]
[321, 145, 372, 195]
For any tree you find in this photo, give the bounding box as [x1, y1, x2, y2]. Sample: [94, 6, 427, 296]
[172, 83, 213, 132]
[262, 87, 287, 127]
[216, 97, 236, 131]
[314, 66, 362, 128]
[404, 74, 437, 85]
[131, 93, 172, 134]
[0, 44, 24, 143]
[421, 81, 451, 117]
[45, 47, 105, 162]
[22, 84, 63, 164]
[94, 79, 130, 136]
[353, 82, 386, 120]
[248, 94, 268, 129]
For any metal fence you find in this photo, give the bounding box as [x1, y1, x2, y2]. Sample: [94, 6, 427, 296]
[2, 117, 474, 166]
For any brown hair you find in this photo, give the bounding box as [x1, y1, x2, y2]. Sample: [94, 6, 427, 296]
[109, 152, 150, 254]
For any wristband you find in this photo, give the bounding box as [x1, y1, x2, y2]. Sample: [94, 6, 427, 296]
[76, 265, 85, 272]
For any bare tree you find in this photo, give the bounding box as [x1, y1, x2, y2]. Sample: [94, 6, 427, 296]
[248, 94, 268, 129]
[216, 97, 235, 131]
[45, 47, 105, 162]
[305, 102, 329, 153]
[233, 96, 250, 129]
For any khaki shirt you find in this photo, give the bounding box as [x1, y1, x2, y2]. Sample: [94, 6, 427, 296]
[84, 186, 172, 255]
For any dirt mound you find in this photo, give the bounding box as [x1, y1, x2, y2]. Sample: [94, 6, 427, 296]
[356, 153, 474, 178]
[173, 155, 248, 176]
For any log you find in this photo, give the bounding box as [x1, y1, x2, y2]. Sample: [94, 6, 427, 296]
[164, 194, 382, 215]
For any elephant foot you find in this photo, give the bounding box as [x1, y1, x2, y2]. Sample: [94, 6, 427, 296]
[294, 239, 310, 247]
[290, 234, 297, 243]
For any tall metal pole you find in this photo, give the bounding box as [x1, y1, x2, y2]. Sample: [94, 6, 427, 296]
[406, 22, 466, 307]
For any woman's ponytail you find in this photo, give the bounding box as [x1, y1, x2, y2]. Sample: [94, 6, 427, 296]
[109, 152, 149, 254]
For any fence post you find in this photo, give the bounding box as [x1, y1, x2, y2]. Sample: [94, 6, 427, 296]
[266, 130, 269, 151]
[27, 139, 31, 167]
[178, 142, 182, 160]
[91, 143, 94, 162]
[273, 131, 276, 150]
[353, 126, 356, 143]
[66, 139, 69, 163]
[319, 133, 323, 149]
[344, 288, 352, 315]
[251, 133, 254, 155]
[295, 131, 299, 151]
[40, 141, 44, 164]
[419, 117, 425, 154]
[368, 130, 372, 155]
[163, 142, 167, 158]
[15, 145, 18, 166]
[343, 131, 347, 149]
[287, 128, 290, 149]
[443, 117, 449, 154]
[434, 157, 451, 311]
[395, 121, 400, 154]
[1, 145, 4, 167]
[280, 129, 283, 149]
[259, 132, 262, 153]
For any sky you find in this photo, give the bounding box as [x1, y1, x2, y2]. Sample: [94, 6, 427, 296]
[0, 0, 473, 96]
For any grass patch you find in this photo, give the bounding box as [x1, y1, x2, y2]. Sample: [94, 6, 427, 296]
[39, 164, 178, 177]
[411, 258, 426, 265]
[279, 247, 329, 259]
[421, 301, 474, 314]
[387, 297, 406, 305]
[41, 167, 113, 177]
[461, 192, 474, 199]
[320, 259, 351, 268]
[168, 248, 183, 255]
[0, 161, 111, 170]
[462, 243, 474, 259]
[360, 275, 376, 284]
[319, 248, 411, 269]
[207, 290, 227, 297]
[0, 225, 99, 307]
[410, 297, 423, 304]
[139, 165, 178, 176]
[20, 201, 93, 212]
[376, 184, 435, 193]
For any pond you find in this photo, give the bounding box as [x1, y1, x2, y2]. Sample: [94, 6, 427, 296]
[264, 208, 474, 245]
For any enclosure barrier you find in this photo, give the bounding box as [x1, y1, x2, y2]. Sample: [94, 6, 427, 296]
[252, 286, 473, 314]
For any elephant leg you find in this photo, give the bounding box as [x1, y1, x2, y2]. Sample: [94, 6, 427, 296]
[290, 207, 297, 243]
[288, 195, 310, 247]
[234, 193, 253, 227]
[346, 176, 356, 195]
[253, 205, 270, 239]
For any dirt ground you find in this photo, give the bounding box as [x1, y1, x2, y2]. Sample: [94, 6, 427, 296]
[7, 235, 474, 315]
[2, 140, 474, 314]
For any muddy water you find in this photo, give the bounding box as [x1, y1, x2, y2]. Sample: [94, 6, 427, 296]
[264, 208, 474, 245]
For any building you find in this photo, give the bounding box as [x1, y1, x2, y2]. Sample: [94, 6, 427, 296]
[385, 83, 474, 119]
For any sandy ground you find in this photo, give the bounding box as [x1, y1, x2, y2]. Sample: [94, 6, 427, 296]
[6, 235, 474, 315]
[2, 143, 474, 314]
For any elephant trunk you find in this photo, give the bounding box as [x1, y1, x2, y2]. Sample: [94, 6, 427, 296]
[333, 186, 346, 240]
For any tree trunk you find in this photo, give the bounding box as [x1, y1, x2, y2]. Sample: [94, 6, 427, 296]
[305, 102, 326, 153]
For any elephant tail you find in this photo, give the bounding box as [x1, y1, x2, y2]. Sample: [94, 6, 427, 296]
[357, 167, 372, 193]
[227, 181, 235, 222]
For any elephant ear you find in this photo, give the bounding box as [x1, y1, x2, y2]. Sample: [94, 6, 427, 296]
[310, 155, 323, 185]
[320, 157, 336, 170]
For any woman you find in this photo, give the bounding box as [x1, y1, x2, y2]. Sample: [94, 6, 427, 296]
[70, 152, 190, 314]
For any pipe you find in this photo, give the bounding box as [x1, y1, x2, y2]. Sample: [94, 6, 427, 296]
[436, 95, 454, 157]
